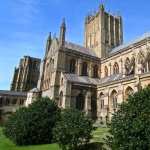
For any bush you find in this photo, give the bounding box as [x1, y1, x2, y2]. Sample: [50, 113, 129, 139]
[3, 97, 60, 145]
[53, 109, 94, 150]
[106, 87, 150, 150]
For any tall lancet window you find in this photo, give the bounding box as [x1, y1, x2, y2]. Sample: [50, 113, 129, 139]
[69, 59, 76, 73]
[113, 62, 119, 75]
[82, 62, 88, 76]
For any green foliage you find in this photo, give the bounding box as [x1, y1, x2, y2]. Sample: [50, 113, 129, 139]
[53, 109, 94, 150]
[106, 87, 150, 150]
[3, 97, 60, 146]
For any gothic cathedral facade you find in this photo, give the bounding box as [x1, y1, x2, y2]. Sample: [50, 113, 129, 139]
[27, 4, 150, 122]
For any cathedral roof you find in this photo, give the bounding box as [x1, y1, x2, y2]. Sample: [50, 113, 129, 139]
[65, 42, 98, 58]
[110, 32, 150, 55]
[98, 74, 123, 85]
[30, 88, 40, 93]
[64, 73, 123, 86]
[64, 73, 101, 86]
[0, 90, 27, 97]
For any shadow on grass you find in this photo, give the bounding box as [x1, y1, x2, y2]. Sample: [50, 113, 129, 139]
[77, 142, 104, 150]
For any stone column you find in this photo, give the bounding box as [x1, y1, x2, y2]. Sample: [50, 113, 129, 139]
[77, 59, 82, 76]
[119, 16, 123, 44]
[122, 59, 126, 78]
[108, 14, 111, 46]
[119, 58, 123, 74]
[65, 96, 71, 109]
[84, 91, 91, 117]
[138, 64, 143, 74]
[134, 75, 142, 92]
[87, 62, 91, 77]
[113, 18, 116, 46]
[109, 63, 112, 76]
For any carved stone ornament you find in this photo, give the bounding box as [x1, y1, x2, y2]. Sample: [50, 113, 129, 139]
[125, 56, 135, 75]
[138, 51, 146, 65]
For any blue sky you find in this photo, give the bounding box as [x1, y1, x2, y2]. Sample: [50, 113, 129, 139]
[0, 0, 150, 90]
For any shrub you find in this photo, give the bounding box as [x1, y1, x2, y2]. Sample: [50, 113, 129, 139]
[53, 109, 94, 150]
[106, 87, 150, 150]
[3, 97, 60, 145]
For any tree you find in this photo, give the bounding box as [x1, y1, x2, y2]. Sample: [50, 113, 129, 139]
[53, 109, 94, 150]
[106, 87, 150, 150]
[3, 97, 60, 145]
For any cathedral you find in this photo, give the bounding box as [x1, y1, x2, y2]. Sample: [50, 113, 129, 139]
[25, 4, 150, 123]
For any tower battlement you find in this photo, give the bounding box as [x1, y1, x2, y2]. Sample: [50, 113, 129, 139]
[84, 4, 123, 58]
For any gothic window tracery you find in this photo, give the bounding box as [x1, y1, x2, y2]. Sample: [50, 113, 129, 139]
[110, 90, 118, 111]
[113, 62, 119, 75]
[125, 86, 134, 100]
[125, 57, 135, 76]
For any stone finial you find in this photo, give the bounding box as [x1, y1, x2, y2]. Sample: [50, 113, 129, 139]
[59, 18, 66, 47]
[99, 4, 105, 11]
[47, 32, 51, 41]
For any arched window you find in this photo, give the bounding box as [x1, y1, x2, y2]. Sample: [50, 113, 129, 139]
[104, 66, 108, 77]
[93, 65, 98, 78]
[99, 93, 104, 109]
[125, 86, 134, 100]
[19, 99, 24, 105]
[148, 59, 150, 72]
[61, 78, 64, 86]
[110, 90, 118, 111]
[59, 92, 63, 107]
[82, 62, 88, 76]
[69, 59, 76, 73]
[113, 62, 119, 75]
[76, 93, 85, 111]
[146, 52, 150, 72]
[12, 99, 17, 105]
[125, 58, 130, 75]
[5, 98, 10, 106]
[0, 97, 3, 107]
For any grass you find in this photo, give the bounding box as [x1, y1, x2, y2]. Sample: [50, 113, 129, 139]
[0, 128, 60, 150]
[0, 127, 109, 150]
[92, 127, 109, 143]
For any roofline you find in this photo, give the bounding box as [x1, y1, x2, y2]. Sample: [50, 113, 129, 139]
[102, 36, 150, 62]
[63, 48, 100, 61]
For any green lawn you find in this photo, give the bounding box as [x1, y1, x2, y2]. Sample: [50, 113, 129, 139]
[92, 127, 109, 143]
[0, 128, 60, 150]
[0, 127, 109, 150]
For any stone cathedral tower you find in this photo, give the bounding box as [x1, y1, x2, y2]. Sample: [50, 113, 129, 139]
[84, 4, 123, 58]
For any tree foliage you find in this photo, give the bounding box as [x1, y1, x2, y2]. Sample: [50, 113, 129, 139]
[3, 97, 60, 146]
[53, 109, 94, 150]
[106, 87, 150, 150]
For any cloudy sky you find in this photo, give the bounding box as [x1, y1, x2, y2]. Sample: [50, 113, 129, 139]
[0, 0, 150, 90]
